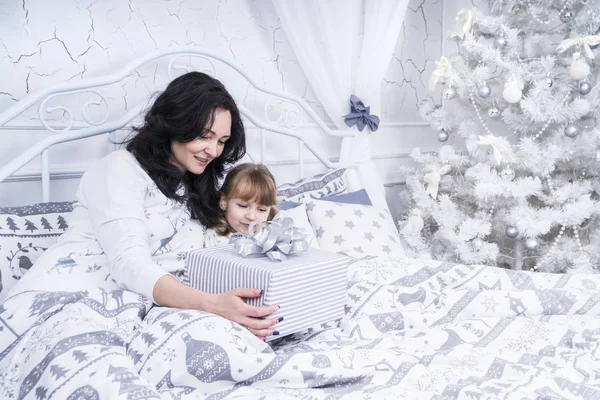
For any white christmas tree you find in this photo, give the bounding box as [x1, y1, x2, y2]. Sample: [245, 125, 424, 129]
[401, 0, 600, 273]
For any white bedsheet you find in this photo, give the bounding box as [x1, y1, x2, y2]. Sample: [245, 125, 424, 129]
[2, 254, 600, 399]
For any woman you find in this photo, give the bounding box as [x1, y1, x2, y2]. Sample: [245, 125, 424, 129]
[17, 72, 281, 339]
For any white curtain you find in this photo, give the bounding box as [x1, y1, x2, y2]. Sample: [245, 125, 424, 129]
[271, 0, 410, 210]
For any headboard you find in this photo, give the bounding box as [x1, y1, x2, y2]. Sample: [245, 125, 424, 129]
[0, 46, 388, 211]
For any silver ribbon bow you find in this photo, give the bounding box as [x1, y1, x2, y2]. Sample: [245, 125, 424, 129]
[229, 217, 310, 261]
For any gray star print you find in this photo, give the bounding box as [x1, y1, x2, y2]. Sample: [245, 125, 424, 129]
[325, 209, 336, 218]
[315, 227, 325, 238]
[373, 221, 381, 229]
[305, 202, 316, 211]
[382, 245, 391, 254]
[333, 235, 344, 245]
[354, 209, 364, 217]
[345, 220, 355, 229]
[364, 232, 374, 241]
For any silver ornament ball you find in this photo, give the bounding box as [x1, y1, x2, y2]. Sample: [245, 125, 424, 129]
[505, 225, 519, 238]
[443, 87, 457, 100]
[564, 123, 579, 138]
[500, 168, 515, 181]
[488, 106, 500, 118]
[544, 77, 553, 88]
[579, 81, 592, 95]
[494, 37, 508, 49]
[437, 130, 449, 142]
[560, 10, 574, 23]
[525, 238, 539, 251]
[477, 84, 492, 98]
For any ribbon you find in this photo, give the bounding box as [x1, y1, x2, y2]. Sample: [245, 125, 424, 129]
[450, 9, 474, 40]
[423, 165, 451, 199]
[229, 217, 310, 261]
[557, 35, 600, 59]
[400, 212, 425, 236]
[428, 56, 451, 92]
[477, 134, 508, 165]
[343, 95, 380, 132]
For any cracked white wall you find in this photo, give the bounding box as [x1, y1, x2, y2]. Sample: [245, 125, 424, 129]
[0, 0, 459, 211]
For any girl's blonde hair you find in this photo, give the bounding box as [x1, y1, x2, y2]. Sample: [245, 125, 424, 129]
[215, 163, 278, 236]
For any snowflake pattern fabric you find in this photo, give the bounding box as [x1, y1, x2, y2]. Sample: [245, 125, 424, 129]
[4, 254, 600, 398]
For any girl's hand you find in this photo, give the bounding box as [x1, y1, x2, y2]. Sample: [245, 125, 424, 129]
[204, 288, 281, 339]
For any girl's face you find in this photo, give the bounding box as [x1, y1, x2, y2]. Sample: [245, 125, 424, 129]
[220, 197, 272, 234]
[170, 108, 232, 174]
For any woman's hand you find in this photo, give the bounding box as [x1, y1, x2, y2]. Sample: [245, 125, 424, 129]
[153, 275, 281, 340]
[205, 288, 281, 340]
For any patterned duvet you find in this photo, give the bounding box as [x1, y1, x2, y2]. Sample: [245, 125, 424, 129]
[2, 255, 600, 399]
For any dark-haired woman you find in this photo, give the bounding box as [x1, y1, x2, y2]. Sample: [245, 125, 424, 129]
[12, 72, 281, 339]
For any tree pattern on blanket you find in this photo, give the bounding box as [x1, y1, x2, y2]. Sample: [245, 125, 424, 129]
[6, 255, 600, 398]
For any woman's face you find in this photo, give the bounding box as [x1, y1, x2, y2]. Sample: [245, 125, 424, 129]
[170, 108, 232, 174]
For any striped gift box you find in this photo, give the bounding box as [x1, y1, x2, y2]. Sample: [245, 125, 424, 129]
[185, 244, 350, 340]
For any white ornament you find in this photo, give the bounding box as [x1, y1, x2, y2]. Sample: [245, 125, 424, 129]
[570, 59, 591, 80]
[500, 168, 515, 181]
[503, 82, 523, 103]
[439, 164, 453, 175]
[443, 86, 457, 100]
[437, 130, 449, 142]
[488, 105, 500, 118]
[477, 135, 509, 164]
[494, 36, 508, 49]
[472, 238, 484, 250]
[505, 225, 519, 238]
[451, 9, 474, 40]
[525, 238, 539, 251]
[544, 76, 553, 88]
[564, 123, 579, 138]
[428, 56, 451, 92]
[478, 83, 492, 98]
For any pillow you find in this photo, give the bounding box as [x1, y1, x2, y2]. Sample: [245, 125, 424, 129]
[315, 189, 372, 206]
[0, 201, 74, 300]
[278, 189, 371, 210]
[274, 203, 320, 249]
[304, 198, 404, 259]
[276, 168, 346, 203]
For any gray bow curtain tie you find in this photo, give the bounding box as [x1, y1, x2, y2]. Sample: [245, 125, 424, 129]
[343, 95, 380, 132]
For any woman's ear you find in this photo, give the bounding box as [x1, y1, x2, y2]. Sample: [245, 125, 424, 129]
[219, 197, 227, 211]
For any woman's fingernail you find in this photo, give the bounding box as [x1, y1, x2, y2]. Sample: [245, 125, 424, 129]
[277, 305, 280, 310]
[259, 289, 264, 295]
[272, 331, 280, 336]
[278, 316, 284, 322]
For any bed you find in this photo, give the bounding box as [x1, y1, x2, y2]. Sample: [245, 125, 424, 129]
[2, 47, 600, 400]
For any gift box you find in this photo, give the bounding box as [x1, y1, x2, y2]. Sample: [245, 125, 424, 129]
[185, 244, 350, 340]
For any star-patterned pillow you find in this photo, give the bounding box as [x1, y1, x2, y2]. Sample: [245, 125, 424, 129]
[304, 198, 404, 259]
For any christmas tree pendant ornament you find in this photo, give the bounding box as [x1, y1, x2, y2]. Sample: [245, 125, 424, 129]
[500, 167, 515, 181]
[494, 36, 508, 49]
[579, 81, 592, 95]
[503, 83, 522, 103]
[525, 238, 539, 251]
[488, 105, 501, 118]
[437, 130, 449, 142]
[505, 225, 519, 238]
[570, 58, 590, 80]
[442, 86, 457, 100]
[560, 9, 574, 23]
[564, 123, 579, 138]
[544, 75, 553, 88]
[477, 82, 492, 98]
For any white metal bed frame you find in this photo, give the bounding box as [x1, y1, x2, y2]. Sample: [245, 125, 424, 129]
[0, 46, 388, 211]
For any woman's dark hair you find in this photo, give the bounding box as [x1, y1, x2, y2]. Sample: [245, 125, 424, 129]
[126, 72, 246, 227]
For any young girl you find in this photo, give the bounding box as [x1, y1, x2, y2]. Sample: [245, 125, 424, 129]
[204, 163, 278, 247]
